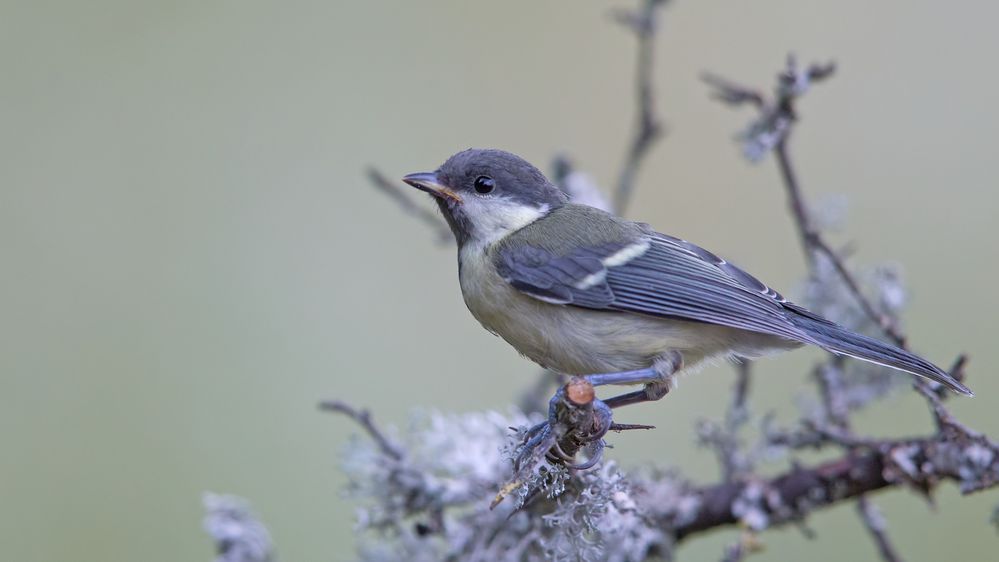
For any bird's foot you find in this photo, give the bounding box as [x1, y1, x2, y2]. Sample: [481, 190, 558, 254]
[494, 364, 674, 510]
[493, 378, 614, 510]
[512, 377, 614, 474]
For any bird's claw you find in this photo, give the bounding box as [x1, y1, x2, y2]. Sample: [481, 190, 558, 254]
[513, 421, 558, 472]
[512, 386, 614, 473]
[495, 378, 659, 510]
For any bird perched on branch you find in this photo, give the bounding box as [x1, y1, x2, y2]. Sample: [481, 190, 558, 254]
[403, 148, 971, 465]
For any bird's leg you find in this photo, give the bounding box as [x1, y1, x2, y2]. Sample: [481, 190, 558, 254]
[596, 352, 683, 409]
[514, 378, 613, 472]
[512, 352, 682, 473]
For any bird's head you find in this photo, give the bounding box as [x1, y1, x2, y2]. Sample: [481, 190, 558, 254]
[403, 149, 568, 247]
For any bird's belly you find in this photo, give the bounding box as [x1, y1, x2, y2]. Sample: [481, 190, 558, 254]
[458, 248, 796, 375]
[462, 280, 753, 374]
[473, 297, 666, 373]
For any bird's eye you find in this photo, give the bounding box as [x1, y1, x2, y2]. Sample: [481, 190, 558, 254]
[473, 175, 495, 194]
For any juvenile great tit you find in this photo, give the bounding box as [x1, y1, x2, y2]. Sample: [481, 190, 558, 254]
[402, 149, 971, 422]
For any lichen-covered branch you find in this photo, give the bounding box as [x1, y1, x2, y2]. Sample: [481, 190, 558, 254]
[326, 396, 999, 561]
[705, 54, 985, 561]
[202, 493, 275, 562]
[665, 429, 999, 541]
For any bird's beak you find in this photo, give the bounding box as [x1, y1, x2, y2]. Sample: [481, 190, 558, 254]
[402, 172, 463, 204]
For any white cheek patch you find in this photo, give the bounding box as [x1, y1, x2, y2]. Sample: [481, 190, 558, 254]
[462, 197, 550, 247]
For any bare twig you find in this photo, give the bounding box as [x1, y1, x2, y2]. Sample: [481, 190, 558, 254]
[721, 542, 745, 562]
[320, 399, 404, 461]
[366, 167, 452, 244]
[914, 372, 982, 440]
[707, 61, 896, 349]
[857, 497, 905, 562]
[697, 418, 745, 483]
[805, 421, 885, 449]
[747, 60, 973, 419]
[778, 135, 908, 345]
[701, 361, 753, 483]
[814, 360, 848, 426]
[552, 155, 614, 213]
[816, 356, 905, 560]
[701, 73, 765, 108]
[812, 237, 907, 345]
[729, 361, 752, 429]
[774, 137, 816, 265]
[777, 131, 907, 343]
[611, 0, 667, 214]
[720, 533, 762, 562]
[771, 63, 911, 562]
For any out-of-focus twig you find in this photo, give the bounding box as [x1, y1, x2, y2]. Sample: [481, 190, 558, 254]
[701, 73, 765, 108]
[611, 0, 668, 214]
[720, 532, 762, 562]
[366, 167, 452, 244]
[699, 361, 753, 483]
[729, 360, 752, 430]
[551, 154, 614, 213]
[720, 542, 745, 562]
[706, 56, 915, 347]
[913, 365, 981, 439]
[320, 399, 404, 461]
[818, 360, 904, 562]
[779, 126, 910, 345]
[857, 497, 904, 562]
[705, 55, 993, 561]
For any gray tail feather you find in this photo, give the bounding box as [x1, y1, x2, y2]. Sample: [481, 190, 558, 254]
[786, 310, 973, 396]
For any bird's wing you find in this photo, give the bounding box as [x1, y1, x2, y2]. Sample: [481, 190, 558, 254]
[494, 227, 814, 344]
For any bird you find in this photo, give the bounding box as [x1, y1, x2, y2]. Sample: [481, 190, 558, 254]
[402, 148, 971, 464]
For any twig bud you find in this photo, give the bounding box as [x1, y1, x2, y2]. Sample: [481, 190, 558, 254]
[565, 377, 596, 406]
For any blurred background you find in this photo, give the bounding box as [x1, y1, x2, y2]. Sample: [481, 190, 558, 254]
[3, 1, 998, 560]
